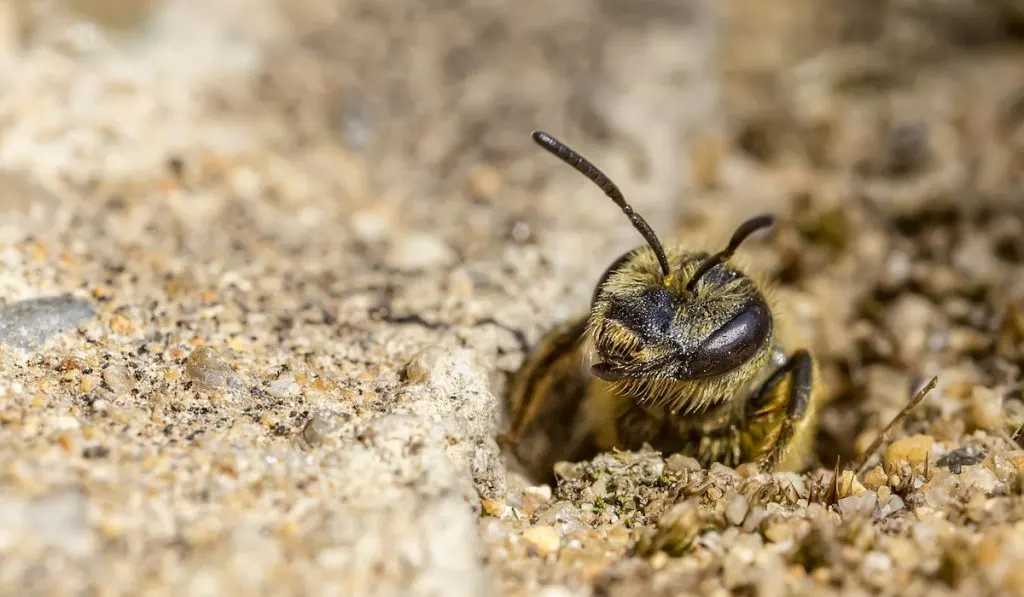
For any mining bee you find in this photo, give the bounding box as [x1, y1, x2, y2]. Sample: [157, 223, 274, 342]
[501, 131, 820, 480]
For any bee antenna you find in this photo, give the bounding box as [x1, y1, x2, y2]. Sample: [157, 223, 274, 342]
[531, 130, 671, 277]
[685, 214, 775, 294]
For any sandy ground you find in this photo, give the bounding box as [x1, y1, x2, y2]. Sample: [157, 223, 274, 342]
[0, 1, 1023, 596]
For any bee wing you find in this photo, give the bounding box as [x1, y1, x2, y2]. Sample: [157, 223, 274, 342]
[503, 313, 589, 444]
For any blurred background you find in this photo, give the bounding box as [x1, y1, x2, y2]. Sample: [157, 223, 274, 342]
[1, 1, 1024, 595]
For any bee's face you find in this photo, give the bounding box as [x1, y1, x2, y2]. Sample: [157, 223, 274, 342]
[588, 247, 773, 383]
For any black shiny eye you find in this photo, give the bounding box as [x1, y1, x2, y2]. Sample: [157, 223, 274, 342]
[679, 297, 772, 379]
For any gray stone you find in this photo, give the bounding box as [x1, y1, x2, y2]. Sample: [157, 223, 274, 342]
[0, 294, 95, 351]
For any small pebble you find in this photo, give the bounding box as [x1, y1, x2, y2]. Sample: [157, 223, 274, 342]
[520, 488, 552, 518]
[108, 314, 135, 335]
[837, 470, 867, 498]
[838, 492, 878, 519]
[606, 524, 630, 548]
[884, 295, 939, 358]
[722, 549, 750, 588]
[862, 551, 893, 575]
[1010, 454, 1024, 477]
[876, 495, 905, 519]
[881, 250, 912, 288]
[709, 462, 740, 481]
[402, 345, 446, 386]
[522, 525, 560, 557]
[959, 464, 1000, 494]
[734, 462, 760, 478]
[887, 537, 920, 569]
[0, 295, 95, 351]
[79, 374, 99, 394]
[761, 517, 795, 543]
[638, 501, 702, 556]
[54, 416, 80, 431]
[300, 413, 341, 447]
[267, 373, 300, 399]
[509, 221, 531, 244]
[349, 208, 394, 243]
[910, 522, 938, 547]
[523, 485, 552, 503]
[937, 444, 986, 474]
[725, 494, 749, 526]
[102, 365, 134, 396]
[884, 434, 933, 473]
[533, 501, 586, 536]
[948, 327, 988, 354]
[649, 551, 669, 570]
[969, 386, 1004, 431]
[184, 347, 242, 392]
[665, 453, 701, 473]
[467, 164, 503, 198]
[862, 466, 888, 490]
[923, 484, 952, 509]
[386, 232, 455, 272]
[58, 356, 88, 372]
[481, 498, 507, 518]
[551, 461, 580, 480]
[742, 506, 768, 533]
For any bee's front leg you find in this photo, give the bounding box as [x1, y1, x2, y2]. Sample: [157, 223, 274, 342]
[746, 349, 815, 472]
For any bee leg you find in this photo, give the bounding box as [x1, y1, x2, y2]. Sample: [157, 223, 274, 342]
[750, 349, 814, 472]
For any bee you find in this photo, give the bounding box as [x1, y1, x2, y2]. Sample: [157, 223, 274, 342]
[501, 131, 821, 480]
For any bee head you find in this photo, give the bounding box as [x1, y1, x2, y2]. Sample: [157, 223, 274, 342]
[588, 242, 773, 383]
[530, 130, 775, 384]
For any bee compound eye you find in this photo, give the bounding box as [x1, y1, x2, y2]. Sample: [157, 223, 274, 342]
[679, 297, 772, 379]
